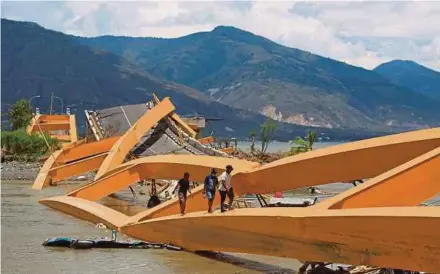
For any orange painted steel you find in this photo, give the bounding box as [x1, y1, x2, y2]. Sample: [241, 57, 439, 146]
[233, 127, 440, 195]
[27, 115, 68, 136]
[197, 136, 215, 145]
[69, 155, 259, 201]
[56, 136, 119, 164]
[34, 127, 440, 271]
[69, 114, 78, 143]
[39, 196, 129, 230]
[35, 114, 71, 121]
[67, 127, 440, 220]
[121, 207, 440, 272]
[50, 153, 108, 183]
[129, 142, 440, 224]
[94, 98, 176, 179]
[41, 137, 440, 219]
[152, 93, 197, 138]
[37, 194, 440, 272]
[32, 149, 63, 189]
[220, 147, 234, 154]
[170, 113, 197, 138]
[316, 146, 440, 210]
[29, 121, 71, 131]
[32, 136, 120, 189]
[27, 114, 78, 143]
[40, 144, 440, 226]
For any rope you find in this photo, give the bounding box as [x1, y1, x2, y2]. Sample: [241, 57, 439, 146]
[120, 106, 132, 127]
[31, 116, 61, 170]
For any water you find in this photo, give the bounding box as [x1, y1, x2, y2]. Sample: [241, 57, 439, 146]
[1, 181, 302, 273]
[237, 141, 344, 153]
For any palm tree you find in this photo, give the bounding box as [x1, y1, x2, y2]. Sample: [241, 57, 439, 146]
[288, 130, 319, 194]
[289, 131, 316, 155]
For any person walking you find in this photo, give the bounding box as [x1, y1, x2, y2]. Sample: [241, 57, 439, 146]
[173, 172, 191, 215]
[219, 165, 234, 212]
[203, 168, 219, 213]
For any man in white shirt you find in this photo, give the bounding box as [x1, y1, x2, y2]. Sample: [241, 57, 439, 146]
[219, 165, 234, 212]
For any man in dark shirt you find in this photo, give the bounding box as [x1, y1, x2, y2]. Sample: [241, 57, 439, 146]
[173, 172, 191, 215]
[203, 168, 219, 213]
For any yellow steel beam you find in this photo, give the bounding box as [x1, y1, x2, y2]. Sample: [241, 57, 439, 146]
[197, 136, 215, 145]
[38, 195, 440, 271]
[94, 97, 176, 179]
[28, 121, 71, 131]
[316, 146, 440, 209]
[69, 155, 258, 201]
[34, 153, 108, 189]
[50, 153, 108, 183]
[170, 113, 197, 138]
[121, 207, 440, 272]
[28, 114, 71, 134]
[26, 114, 40, 135]
[152, 93, 197, 138]
[69, 114, 78, 143]
[234, 127, 440, 195]
[32, 149, 63, 189]
[32, 137, 120, 189]
[67, 127, 440, 220]
[57, 136, 119, 164]
[220, 147, 234, 154]
[35, 127, 440, 272]
[62, 138, 87, 150]
[39, 196, 128, 230]
[27, 114, 77, 143]
[37, 114, 71, 121]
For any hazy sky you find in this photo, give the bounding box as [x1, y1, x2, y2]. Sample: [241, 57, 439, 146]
[2, 1, 440, 71]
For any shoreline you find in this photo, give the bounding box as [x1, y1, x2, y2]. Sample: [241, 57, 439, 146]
[1, 160, 42, 181]
[0, 160, 95, 181]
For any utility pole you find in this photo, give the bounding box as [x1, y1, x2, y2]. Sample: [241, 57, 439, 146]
[50, 92, 54, 115]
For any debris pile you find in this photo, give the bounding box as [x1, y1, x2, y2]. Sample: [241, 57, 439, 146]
[299, 263, 424, 274]
[42, 236, 183, 251]
[231, 149, 282, 163]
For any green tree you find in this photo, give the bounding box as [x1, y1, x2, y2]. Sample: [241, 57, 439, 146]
[289, 130, 317, 155]
[260, 119, 277, 153]
[8, 99, 33, 130]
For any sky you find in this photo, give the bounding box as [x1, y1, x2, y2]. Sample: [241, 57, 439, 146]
[2, 1, 440, 71]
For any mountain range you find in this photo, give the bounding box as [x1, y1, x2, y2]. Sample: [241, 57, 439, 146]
[77, 26, 440, 131]
[1, 18, 439, 141]
[1, 19, 361, 141]
[374, 60, 440, 100]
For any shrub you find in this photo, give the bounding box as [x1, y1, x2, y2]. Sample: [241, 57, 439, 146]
[1, 129, 59, 156]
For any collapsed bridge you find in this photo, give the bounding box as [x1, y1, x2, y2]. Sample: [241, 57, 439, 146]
[31, 94, 440, 272]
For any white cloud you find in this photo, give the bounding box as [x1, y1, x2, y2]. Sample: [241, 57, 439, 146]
[1, 0, 439, 71]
